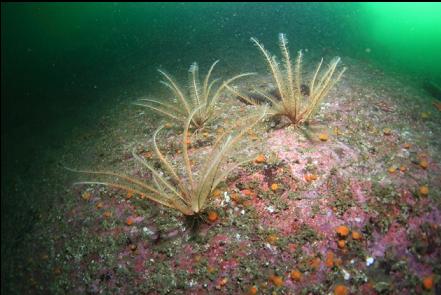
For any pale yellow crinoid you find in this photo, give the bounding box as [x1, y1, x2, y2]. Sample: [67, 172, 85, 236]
[68, 107, 267, 216]
[135, 61, 254, 129]
[228, 33, 346, 126]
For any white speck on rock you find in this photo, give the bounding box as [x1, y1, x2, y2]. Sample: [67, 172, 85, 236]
[264, 243, 274, 251]
[366, 257, 374, 267]
[221, 192, 230, 206]
[143, 227, 154, 236]
[188, 279, 196, 287]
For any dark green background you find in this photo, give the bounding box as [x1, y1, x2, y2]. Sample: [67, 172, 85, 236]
[3, 2, 440, 182]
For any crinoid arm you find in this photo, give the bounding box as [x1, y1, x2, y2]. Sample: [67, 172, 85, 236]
[190, 106, 268, 213]
[300, 57, 346, 123]
[65, 167, 193, 215]
[133, 98, 184, 122]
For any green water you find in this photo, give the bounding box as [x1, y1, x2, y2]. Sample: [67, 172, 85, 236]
[363, 3, 441, 79]
[2, 2, 441, 293]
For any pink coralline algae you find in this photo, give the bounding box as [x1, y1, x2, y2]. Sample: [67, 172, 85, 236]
[371, 222, 409, 258]
[267, 128, 358, 184]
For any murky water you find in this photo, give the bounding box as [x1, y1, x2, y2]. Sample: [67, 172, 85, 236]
[2, 3, 441, 294]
